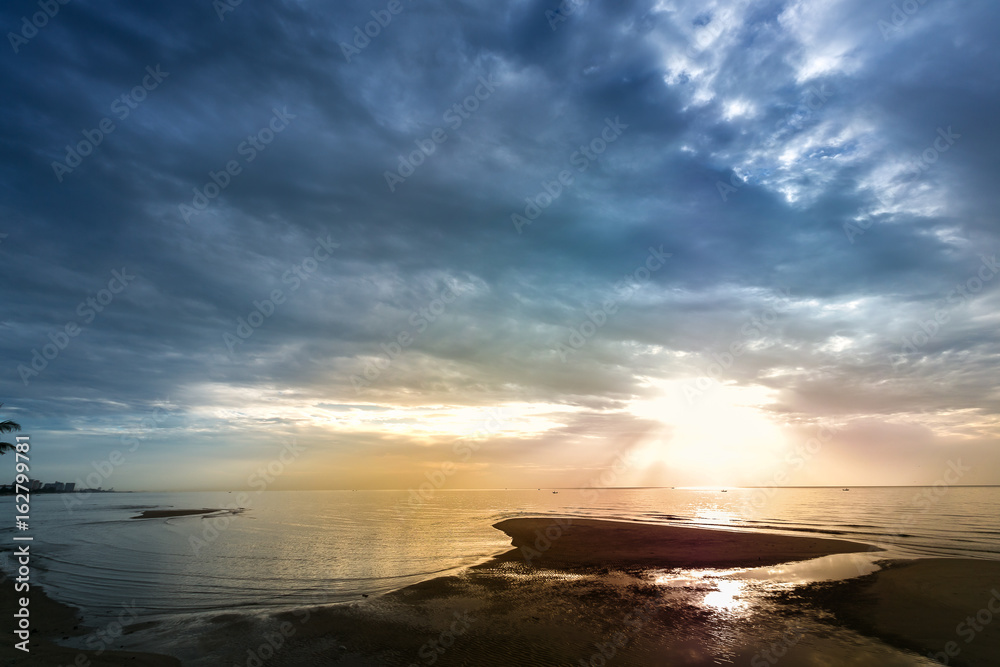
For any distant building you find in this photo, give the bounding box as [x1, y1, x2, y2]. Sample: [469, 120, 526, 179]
[1, 480, 80, 493]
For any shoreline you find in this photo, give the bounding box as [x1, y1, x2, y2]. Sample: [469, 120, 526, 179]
[0, 580, 179, 666]
[785, 557, 1000, 666]
[14, 517, 1000, 665]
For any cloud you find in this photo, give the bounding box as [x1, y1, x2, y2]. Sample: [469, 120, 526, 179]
[2, 0, 999, 488]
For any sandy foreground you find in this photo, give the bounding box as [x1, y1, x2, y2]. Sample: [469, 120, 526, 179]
[0, 580, 180, 666]
[4, 517, 999, 665]
[786, 557, 1000, 666]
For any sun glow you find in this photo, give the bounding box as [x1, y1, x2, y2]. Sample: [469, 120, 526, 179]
[628, 381, 787, 483]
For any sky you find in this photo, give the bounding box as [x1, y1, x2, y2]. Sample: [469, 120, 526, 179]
[2, 0, 1000, 492]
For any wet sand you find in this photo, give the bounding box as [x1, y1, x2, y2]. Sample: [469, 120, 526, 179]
[787, 558, 1000, 666]
[0, 581, 179, 666]
[129, 518, 932, 665]
[21, 517, 1000, 665]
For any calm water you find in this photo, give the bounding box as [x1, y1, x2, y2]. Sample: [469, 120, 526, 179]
[2, 486, 998, 625]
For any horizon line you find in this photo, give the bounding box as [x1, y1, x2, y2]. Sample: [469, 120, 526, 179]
[97, 484, 1000, 493]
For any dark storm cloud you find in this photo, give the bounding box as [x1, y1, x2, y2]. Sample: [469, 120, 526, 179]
[2, 0, 999, 487]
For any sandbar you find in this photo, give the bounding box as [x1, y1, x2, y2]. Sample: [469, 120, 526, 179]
[492, 516, 877, 569]
[131, 508, 223, 519]
[22, 517, 999, 665]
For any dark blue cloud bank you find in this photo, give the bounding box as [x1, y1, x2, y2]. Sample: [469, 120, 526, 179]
[2, 0, 999, 490]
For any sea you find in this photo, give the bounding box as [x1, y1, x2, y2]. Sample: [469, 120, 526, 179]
[2, 486, 998, 628]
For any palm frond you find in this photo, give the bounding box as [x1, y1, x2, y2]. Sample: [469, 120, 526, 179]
[0, 442, 14, 454]
[0, 404, 20, 434]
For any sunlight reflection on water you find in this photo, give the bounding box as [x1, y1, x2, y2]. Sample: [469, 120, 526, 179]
[702, 579, 747, 611]
[738, 551, 883, 583]
[651, 550, 884, 618]
[6, 485, 996, 627]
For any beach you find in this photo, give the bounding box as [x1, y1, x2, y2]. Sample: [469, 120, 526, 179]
[16, 514, 997, 666]
[0, 580, 179, 666]
[254, 518, 997, 666]
[787, 558, 1000, 666]
[9, 508, 1000, 667]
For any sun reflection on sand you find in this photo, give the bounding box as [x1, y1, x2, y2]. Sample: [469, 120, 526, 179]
[737, 551, 883, 584]
[650, 551, 884, 616]
[702, 579, 747, 611]
[652, 570, 749, 613]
